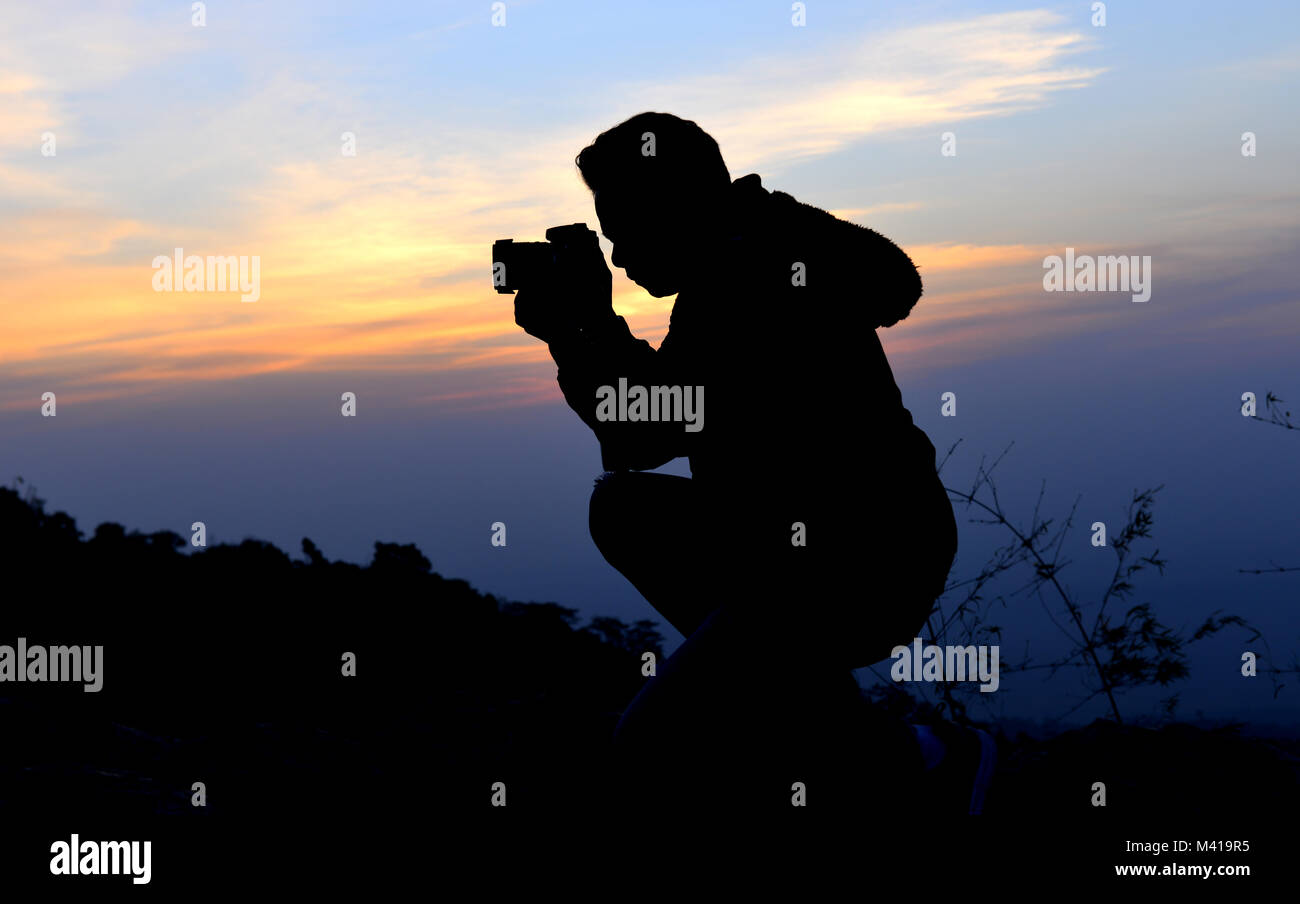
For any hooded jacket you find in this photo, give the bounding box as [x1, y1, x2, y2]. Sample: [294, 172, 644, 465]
[547, 172, 938, 526]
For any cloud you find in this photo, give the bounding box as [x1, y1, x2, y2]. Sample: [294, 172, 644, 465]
[910, 242, 1056, 272]
[1212, 44, 1300, 79]
[0, 7, 1115, 409]
[608, 10, 1104, 174]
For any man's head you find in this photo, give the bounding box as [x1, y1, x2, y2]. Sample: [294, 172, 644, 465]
[575, 112, 731, 297]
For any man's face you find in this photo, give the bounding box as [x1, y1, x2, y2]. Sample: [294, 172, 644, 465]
[594, 188, 695, 298]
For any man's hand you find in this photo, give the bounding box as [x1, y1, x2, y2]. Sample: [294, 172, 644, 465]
[561, 229, 615, 330]
[514, 229, 617, 344]
[514, 286, 575, 345]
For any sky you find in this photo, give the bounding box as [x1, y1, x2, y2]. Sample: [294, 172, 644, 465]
[2, 1, 1298, 729]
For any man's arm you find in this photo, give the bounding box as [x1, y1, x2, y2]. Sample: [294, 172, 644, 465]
[511, 232, 697, 471]
[546, 312, 690, 472]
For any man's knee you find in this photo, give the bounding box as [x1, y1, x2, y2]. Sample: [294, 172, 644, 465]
[590, 469, 631, 509]
[589, 469, 683, 548]
[589, 470, 634, 557]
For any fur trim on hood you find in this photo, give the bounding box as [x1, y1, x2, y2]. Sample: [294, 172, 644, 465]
[727, 173, 923, 329]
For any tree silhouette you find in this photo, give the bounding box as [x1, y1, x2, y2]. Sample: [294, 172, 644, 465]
[0, 481, 662, 820]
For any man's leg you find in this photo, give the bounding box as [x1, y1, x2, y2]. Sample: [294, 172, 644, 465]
[609, 598, 924, 817]
[588, 470, 718, 638]
[590, 470, 938, 816]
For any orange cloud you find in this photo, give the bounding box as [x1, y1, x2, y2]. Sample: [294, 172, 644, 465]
[0, 8, 1108, 411]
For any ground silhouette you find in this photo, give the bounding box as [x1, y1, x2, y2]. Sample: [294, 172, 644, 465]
[4, 481, 1300, 892]
[0, 483, 658, 822]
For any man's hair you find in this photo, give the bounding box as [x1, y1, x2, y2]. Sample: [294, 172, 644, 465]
[575, 112, 731, 201]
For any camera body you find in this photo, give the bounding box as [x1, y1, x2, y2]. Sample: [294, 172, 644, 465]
[492, 223, 598, 294]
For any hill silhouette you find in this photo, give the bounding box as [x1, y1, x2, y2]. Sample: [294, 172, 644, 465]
[4, 483, 1299, 834]
[0, 483, 660, 822]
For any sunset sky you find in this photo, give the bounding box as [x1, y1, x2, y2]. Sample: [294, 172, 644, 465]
[3, 1, 1298, 726]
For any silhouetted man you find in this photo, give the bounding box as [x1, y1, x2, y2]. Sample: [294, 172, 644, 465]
[516, 112, 982, 817]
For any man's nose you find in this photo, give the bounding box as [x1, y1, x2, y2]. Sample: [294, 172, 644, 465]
[610, 245, 624, 269]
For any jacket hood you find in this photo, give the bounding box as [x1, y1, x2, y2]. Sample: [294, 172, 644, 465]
[726, 173, 923, 328]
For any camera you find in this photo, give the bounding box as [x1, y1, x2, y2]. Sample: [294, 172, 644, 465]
[492, 222, 598, 294]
